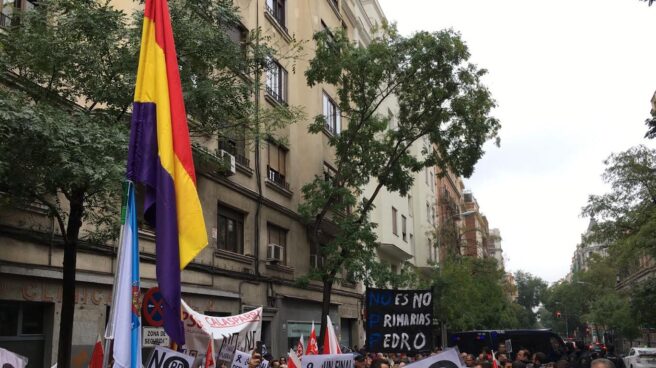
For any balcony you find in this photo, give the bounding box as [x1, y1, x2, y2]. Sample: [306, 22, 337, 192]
[218, 140, 250, 168]
[267, 166, 290, 191]
[265, 2, 287, 33]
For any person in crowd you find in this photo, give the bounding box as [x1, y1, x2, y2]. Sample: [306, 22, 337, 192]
[603, 345, 623, 368]
[498, 353, 509, 367]
[499, 344, 508, 355]
[556, 360, 570, 368]
[355, 353, 367, 368]
[249, 351, 263, 368]
[465, 354, 476, 367]
[371, 359, 390, 368]
[512, 361, 527, 368]
[575, 343, 593, 368]
[271, 360, 281, 368]
[532, 352, 547, 368]
[516, 350, 531, 364]
[590, 359, 615, 368]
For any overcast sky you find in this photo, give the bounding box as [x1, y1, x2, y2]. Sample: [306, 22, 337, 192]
[378, 0, 656, 283]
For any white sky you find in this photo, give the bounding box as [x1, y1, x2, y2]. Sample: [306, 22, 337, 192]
[378, 0, 656, 283]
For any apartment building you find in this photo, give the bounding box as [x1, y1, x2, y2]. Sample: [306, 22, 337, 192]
[0, 0, 374, 366]
[489, 228, 504, 267]
[461, 191, 490, 259]
[435, 167, 466, 261]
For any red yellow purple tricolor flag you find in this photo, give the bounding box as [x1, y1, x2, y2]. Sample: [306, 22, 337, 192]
[126, 0, 207, 345]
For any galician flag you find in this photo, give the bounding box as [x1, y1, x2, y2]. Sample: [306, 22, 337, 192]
[126, 0, 208, 345]
[105, 183, 142, 368]
[322, 316, 341, 354]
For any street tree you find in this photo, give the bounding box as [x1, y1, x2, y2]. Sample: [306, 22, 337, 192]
[299, 24, 500, 343]
[582, 145, 656, 271]
[430, 257, 520, 331]
[630, 277, 656, 329]
[0, 0, 301, 366]
[514, 271, 548, 327]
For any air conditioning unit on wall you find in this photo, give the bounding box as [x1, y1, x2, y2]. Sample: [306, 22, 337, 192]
[267, 243, 284, 263]
[219, 149, 236, 175]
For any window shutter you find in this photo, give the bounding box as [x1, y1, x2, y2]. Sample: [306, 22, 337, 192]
[268, 143, 279, 172]
[335, 107, 341, 135]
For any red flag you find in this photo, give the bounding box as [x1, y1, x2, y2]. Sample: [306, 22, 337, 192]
[491, 351, 498, 368]
[205, 339, 215, 368]
[296, 335, 304, 357]
[322, 316, 341, 354]
[288, 349, 302, 368]
[305, 322, 319, 355]
[89, 335, 103, 368]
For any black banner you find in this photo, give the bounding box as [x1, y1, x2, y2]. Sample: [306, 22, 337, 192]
[365, 288, 433, 353]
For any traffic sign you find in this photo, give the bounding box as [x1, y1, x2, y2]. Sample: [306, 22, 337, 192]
[142, 287, 165, 327]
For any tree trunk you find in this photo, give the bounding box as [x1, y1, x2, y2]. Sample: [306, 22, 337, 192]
[318, 276, 334, 351]
[57, 190, 84, 368]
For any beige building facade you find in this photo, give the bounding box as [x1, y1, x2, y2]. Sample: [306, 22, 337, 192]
[0, 1, 376, 366]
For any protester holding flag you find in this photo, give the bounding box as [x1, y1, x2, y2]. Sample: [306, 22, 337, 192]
[126, 0, 208, 346]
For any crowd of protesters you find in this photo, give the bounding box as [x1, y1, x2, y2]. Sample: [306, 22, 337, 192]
[249, 340, 625, 368]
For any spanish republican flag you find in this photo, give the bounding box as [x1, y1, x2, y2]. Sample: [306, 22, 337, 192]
[126, 0, 207, 345]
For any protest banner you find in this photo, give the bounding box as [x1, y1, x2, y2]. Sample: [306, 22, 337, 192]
[403, 348, 464, 368]
[181, 301, 262, 358]
[146, 346, 195, 368]
[301, 354, 354, 368]
[365, 288, 433, 353]
[230, 351, 269, 368]
[230, 351, 251, 368]
[216, 341, 237, 368]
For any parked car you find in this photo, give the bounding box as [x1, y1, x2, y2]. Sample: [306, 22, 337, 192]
[624, 347, 656, 368]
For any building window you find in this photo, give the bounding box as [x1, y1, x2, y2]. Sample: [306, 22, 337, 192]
[427, 202, 434, 224]
[392, 207, 398, 236]
[217, 204, 245, 254]
[266, 58, 288, 104]
[401, 215, 407, 242]
[1, 0, 36, 27]
[430, 171, 434, 192]
[265, 0, 286, 30]
[219, 130, 249, 168]
[267, 141, 289, 189]
[323, 92, 341, 135]
[323, 162, 337, 183]
[408, 195, 413, 217]
[0, 301, 47, 368]
[267, 223, 287, 264]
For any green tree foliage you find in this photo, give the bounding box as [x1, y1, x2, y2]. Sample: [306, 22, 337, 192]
[514, 271, 548, 327]
[582, 146, 656, 283]
[299, 24, 500, 342]
[542, 256, 640, 342]
[630, 277, 656, 328]
[0, 2, 134, 365]
[0, 0, 300, 366]
[431, 257, 519, 331]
